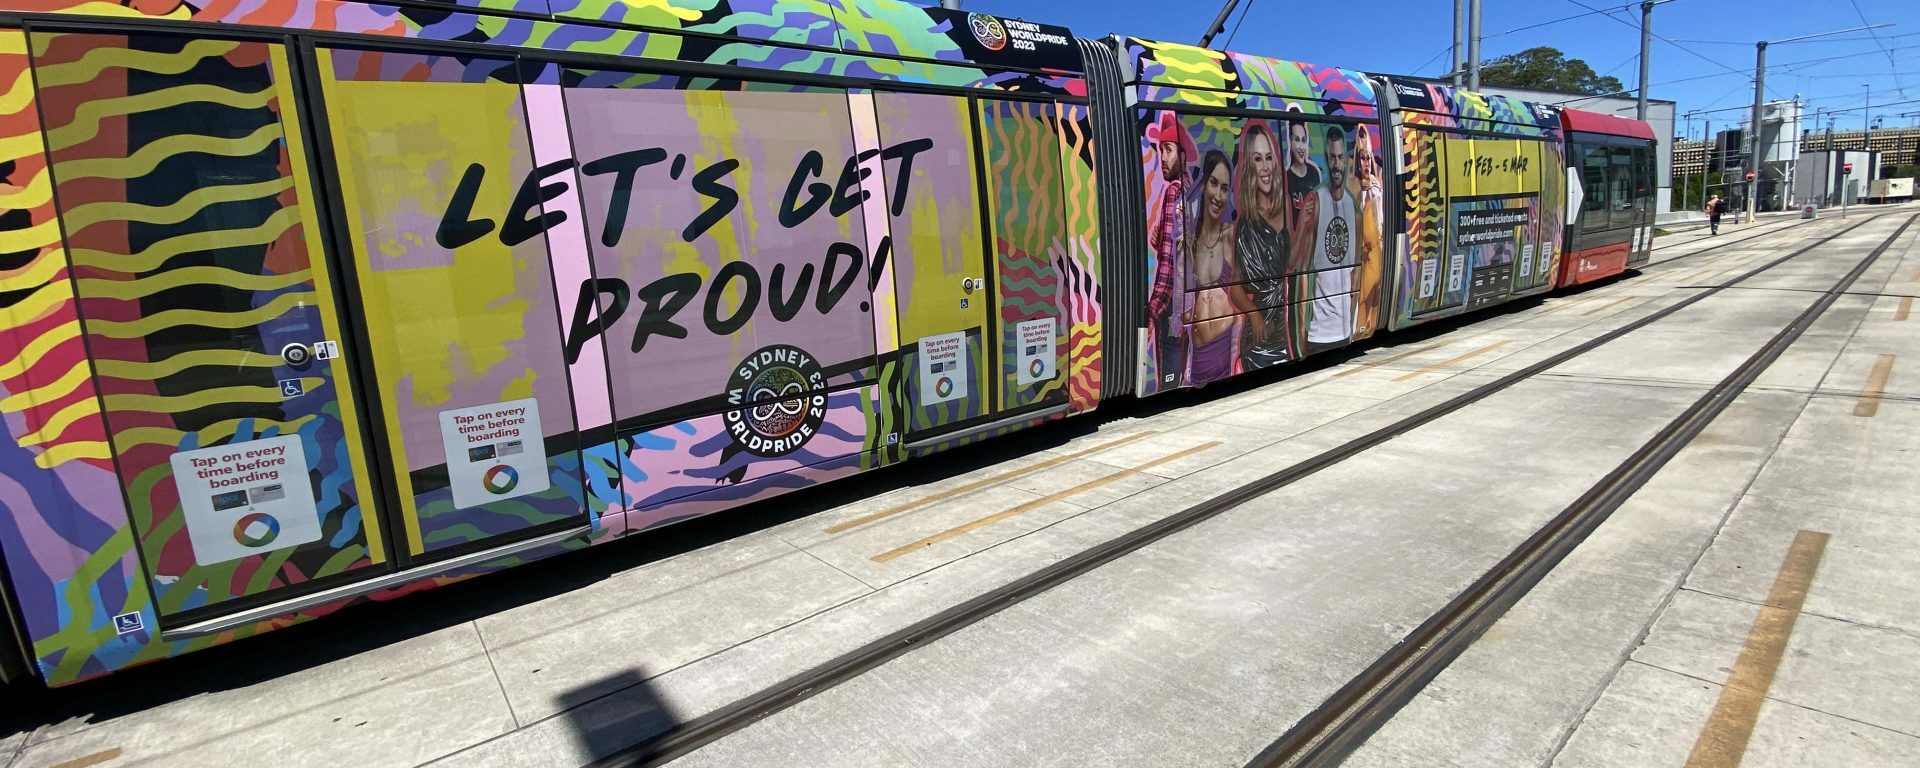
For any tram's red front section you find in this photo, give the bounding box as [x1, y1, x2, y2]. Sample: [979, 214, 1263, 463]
[1558, 109, 1658, 287]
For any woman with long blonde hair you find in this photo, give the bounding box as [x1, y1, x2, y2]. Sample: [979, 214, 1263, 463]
[1232, 119, 1294, 369]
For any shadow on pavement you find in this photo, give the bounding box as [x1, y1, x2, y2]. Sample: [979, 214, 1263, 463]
[559, 669, 682, 766]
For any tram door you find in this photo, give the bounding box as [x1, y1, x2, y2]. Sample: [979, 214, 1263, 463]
[876, 92, 995, 444]
[310, 47, 589, 562]
[29, 30, 392, 620]
[877, 92, 1071, 449]
[976, 99, 1071, 420]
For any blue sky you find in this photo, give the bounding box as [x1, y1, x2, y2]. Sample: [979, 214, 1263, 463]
[958, 0, 1919, 137]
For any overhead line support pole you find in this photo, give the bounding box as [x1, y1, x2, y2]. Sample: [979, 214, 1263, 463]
[1453, 0, 1465, 88]
[1748, 41, 1766, 224]
[1467, 0, 1481, 91]
[1637, 1, 1653, 120]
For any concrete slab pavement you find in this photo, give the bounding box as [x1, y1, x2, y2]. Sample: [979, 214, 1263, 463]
[6, 205, 1905, 768]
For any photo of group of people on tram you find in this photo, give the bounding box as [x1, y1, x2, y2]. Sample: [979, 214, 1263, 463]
[1141, 107, 1387, 391]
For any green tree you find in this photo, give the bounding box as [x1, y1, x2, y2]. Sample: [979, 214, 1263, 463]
[1479, 47, 1626, 94]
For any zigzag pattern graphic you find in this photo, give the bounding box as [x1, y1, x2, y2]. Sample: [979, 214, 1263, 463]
[1054, 105, 1102, 412]
[1400, 127, 1444, 321]
[36, 31, 372, 624]
[983, 100, 1066, 407]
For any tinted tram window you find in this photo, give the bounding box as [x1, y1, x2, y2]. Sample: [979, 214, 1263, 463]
[1580, 143, 1609, 233]
[32, 31, 387, 609]
[1141, 108, 1384, 383]
[1609, 145, 1636, 231]
[559, 78, 879, 427]
[317, 50, 584, 556]
[1635, 144, 1656, 216]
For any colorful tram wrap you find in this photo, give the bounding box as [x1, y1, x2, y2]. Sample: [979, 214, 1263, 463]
[0, 2, 1654, 687]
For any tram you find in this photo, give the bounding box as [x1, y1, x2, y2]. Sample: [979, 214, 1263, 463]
[1558, 109, 1659, 285]
[0, 0, 1656, 687]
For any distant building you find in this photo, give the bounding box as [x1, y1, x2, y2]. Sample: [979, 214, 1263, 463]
[1802, 127, 1920, 167]
[1795, 150, 1881, 207]
[1720, 100, 1801, 211]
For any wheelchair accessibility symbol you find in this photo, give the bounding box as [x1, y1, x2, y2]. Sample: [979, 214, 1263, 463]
[279, 378, 305, 399]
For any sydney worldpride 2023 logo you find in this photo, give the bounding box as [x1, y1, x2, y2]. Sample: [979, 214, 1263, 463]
[723, 345, 829, 457]
[968, 13, 1008, 51]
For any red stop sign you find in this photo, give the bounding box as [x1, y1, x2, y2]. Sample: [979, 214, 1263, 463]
[1745, 171, 1757, 181]
[1843, 163, 1854, 173]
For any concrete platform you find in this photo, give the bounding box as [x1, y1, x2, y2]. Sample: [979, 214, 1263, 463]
[4, 207, 1917, 768]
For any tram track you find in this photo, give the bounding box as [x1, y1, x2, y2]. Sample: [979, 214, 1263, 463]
[1639, 216, 1806, 272]
[589, 211, 1903, 768]
[1248, 210, 1920, 768]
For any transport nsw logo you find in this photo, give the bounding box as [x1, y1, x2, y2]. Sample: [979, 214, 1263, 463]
[723, 345, 828, 458]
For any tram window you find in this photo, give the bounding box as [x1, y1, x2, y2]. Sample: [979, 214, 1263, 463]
[1610, 145, 1636, 230]
[1580, 144, 1608, 234]
[1634, 144, 1656, 214]
[560, 73, 880, 425]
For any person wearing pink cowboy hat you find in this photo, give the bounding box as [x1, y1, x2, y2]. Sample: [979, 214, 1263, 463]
[1144, 110, 1196, 389]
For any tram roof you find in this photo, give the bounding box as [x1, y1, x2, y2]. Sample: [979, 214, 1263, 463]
[1559, 107, 1658, 141]
[1119, 37, 1381, 119]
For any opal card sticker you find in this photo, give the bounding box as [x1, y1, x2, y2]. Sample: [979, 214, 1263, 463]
[440, 398, 549, 510]
[918, 331, 969, 404]
[1015, 317, 1057, 385]
[171, 435, 322, 567]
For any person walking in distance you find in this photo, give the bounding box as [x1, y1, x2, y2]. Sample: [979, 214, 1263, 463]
[1706, 193, 1727, 236]
[1144, 111, 1195, 388]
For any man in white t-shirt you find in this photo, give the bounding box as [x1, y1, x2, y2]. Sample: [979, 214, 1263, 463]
[1307, 125, 1356, 352]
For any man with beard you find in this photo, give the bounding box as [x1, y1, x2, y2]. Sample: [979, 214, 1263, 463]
[1144, 111, 1194, 388]
[1306, 125, 1357, 353]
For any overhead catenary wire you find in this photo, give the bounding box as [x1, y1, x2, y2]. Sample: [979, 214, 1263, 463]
[1482, 0, 1676, 42]
[1221, 0, 1255, 50]
[1546, 44, 1920, 106]
[1558, 0, 1792, 101]
[1847, 0, 1905, 98]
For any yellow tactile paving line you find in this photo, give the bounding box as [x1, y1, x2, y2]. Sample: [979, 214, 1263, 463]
[1896, 297, 1912, 322]
[1530, 295, 1594, 316]
[47, 748, 122, 768]
[1333, 339, 1456, 378]
[1683, 530, 1830, 768]
[1853, 354, 1896, 417]
[823, 431, 1159, 535]
[871, 442, 1221, 563]
[1578, 296, 1634, 316]
[1390, 341, 1512, 382]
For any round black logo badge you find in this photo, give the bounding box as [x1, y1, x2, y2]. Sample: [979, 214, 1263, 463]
[723, 345, 828, 457]
[969, 13, 1008, 51]
[1324, 215, 1351, 265]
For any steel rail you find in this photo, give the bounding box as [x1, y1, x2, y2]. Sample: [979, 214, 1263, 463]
[1248, 211, 1920, 768]
[588, 211, 1897, 768]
